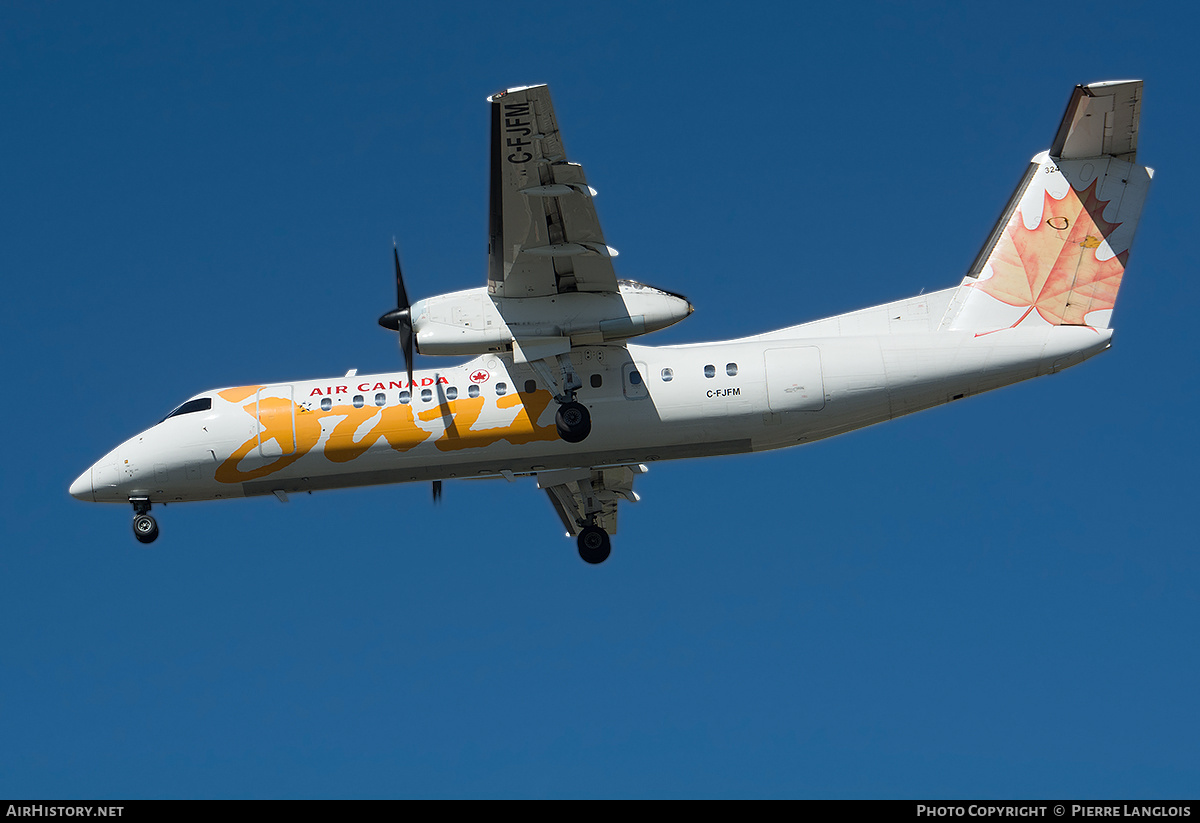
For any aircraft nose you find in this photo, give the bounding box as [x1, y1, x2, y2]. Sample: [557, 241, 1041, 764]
[69, 468, 93, 502]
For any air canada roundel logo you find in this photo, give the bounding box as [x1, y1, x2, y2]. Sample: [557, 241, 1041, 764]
[469, 369, 490, 384]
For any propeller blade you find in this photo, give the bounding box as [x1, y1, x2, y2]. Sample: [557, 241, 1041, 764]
[432, 480, 442, 504]
[379, 246, 417, 389]
[393, 247, 410, 311]
[399, 314, 414, 390]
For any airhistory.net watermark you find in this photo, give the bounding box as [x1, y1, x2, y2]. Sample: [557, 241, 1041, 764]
[6, 807, 123, 817]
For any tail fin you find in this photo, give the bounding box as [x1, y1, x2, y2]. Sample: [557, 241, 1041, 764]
[941, 80, 1153, 333]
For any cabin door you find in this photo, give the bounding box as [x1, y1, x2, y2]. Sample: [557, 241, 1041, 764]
[764, 348, 825, 412]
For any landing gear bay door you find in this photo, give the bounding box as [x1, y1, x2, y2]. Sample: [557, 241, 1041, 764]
[487, 85, 619, 299]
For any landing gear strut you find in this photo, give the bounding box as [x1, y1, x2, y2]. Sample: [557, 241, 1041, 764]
[529, 353, 593, 443]
[577, 525, 611, 564]
[130, 498, 159, 545]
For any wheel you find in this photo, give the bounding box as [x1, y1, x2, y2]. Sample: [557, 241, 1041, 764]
[555, 401, 592, 443]
[577, 526, 611, 564]
[132, 513, 159, 544]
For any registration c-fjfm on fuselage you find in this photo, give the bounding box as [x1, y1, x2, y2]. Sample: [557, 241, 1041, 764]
[69, 81, 1153, 564]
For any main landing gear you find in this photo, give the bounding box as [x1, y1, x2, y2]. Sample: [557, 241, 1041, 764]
[130, 498, 159, 545]
[529, 353, 592, 443]
[556, 401, 591, 443]
[540, 465, 641, 564]
[577, 524, 611, 564]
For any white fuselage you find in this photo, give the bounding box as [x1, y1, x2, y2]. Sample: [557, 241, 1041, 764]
[69, 316, 1111, 505]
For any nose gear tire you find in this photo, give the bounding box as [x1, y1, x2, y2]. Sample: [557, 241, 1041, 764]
[132, 514, 159, 544]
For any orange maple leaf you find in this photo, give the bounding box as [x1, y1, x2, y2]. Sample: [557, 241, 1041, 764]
[973, 178, 1127, 327]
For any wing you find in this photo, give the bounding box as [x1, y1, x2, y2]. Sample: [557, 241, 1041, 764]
[537, 464, 646, 536]
[487, 84, 619, 299]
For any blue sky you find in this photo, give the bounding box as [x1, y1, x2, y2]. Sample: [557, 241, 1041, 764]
[3, 1, 1198, 798]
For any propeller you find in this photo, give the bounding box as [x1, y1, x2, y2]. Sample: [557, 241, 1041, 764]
[379, 248, 443, 509]
[380, 246, 442, 508]
[377, 246, 415, 390]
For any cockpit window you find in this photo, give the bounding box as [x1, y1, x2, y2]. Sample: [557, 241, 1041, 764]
[162, 397, 212, 422]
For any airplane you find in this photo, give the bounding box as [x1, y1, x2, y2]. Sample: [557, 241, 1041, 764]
[69, 81, 1152, 564]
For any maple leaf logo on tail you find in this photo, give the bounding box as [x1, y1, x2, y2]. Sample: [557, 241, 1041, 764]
[972, 178, 1126, 329]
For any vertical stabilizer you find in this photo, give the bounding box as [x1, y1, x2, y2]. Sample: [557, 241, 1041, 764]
[941, 81, 1152, 333]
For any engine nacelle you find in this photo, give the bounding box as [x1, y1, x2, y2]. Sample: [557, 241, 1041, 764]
[412, 281, 693, 356]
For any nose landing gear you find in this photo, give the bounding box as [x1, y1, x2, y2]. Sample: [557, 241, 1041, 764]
[130, 498, 159, 545]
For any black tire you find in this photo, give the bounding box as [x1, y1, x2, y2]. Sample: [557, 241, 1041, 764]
[132, 514, 159, 545]
[555, 401, 592, 443]
[577, 526, 611, 564]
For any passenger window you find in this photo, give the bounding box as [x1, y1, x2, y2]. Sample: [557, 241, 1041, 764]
[320, 398, 332, 411]
[590, 374, 602, 388]
[468, 385, 480, 398]
[661, 368, 673, 382]
[399, 391, 411, 404]
[496, 382, 507, 396]
[629, 370, 642, 386]
[375, 393, 386, 407]
[446, 386, 458, 400]
[421, 388, 432, 402]
[525, 379, 537, 393]
[704, 364, 715, 378]
[726, 363, 738, 376]
[353, 394, 364, 408]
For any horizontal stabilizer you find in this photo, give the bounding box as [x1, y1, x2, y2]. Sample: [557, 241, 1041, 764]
[1050, 80, 1141, 162]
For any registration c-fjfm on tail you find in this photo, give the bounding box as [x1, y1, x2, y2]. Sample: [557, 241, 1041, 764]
[69, 81, 1152, 564]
